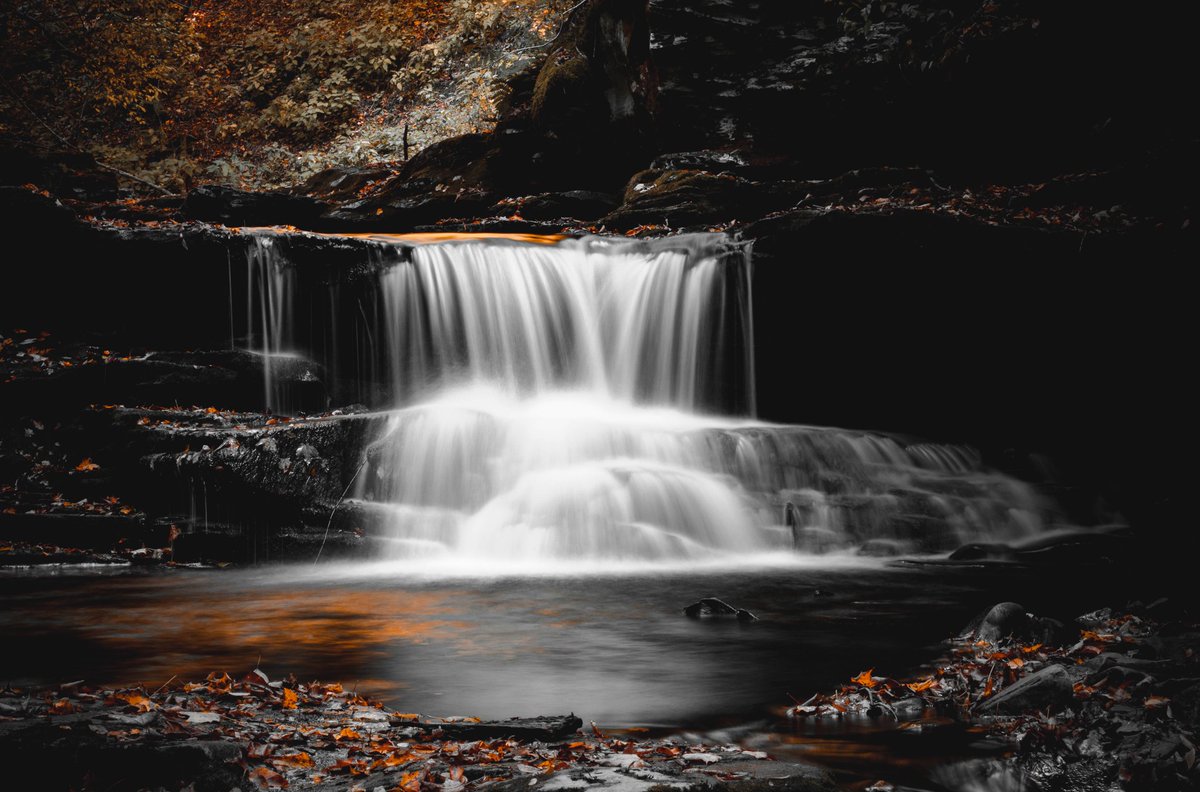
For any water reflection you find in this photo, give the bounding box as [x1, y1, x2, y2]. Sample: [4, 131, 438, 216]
[0, 561, 1119, 730]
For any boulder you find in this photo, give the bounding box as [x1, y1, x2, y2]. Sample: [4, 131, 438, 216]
[966, 602, 1031, 643]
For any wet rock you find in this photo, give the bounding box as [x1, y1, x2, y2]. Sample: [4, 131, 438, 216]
[948, 542, 1017, 562]
[604, 169, 799, 230]
[976, 664, 1074, 715]
[964, 602, 1031, 643]
[650, 150, 750, 174]
[418, 714, 583, 742]
[0, 512, 166, 552]
[515, 190, 619, 221]
[495, 759, 836, 792]
[4, 348, 328, 415]
[183, 184, 329, 228]
[684, 598, 757, 622]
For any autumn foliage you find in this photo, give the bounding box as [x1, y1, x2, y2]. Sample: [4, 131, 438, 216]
[0, 0, 569, 191]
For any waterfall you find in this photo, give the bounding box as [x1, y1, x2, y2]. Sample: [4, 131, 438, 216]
[245, 232, 1047, 565]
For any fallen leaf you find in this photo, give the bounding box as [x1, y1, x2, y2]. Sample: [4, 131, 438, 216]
[75, 458, 100, 472]
[852, 669, 879, 688]
[248, 766, 289, 789]
[271, 752, 315, 770]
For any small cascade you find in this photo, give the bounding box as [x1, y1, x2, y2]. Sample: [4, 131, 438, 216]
[245, 233, 755, 415]
[243, 231, 1048, 566]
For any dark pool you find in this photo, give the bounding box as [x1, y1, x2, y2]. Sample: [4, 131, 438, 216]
[0, 557, 1118, 731]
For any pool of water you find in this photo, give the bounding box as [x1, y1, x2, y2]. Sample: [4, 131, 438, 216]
[0, 557, 1117, 731]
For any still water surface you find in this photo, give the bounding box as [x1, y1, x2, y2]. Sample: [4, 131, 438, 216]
[0, 558, 1107, 729]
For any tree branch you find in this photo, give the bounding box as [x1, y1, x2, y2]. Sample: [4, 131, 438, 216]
[0, 76, 175, 196]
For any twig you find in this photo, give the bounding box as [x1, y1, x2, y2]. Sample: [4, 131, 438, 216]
[151, 675, 177, 696]
[314, 457, 368, 564]
[511, 0, 590, 53]
[0, 76, 174, 196]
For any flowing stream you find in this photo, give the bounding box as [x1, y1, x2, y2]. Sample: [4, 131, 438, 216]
[244, 232, 1050, 568]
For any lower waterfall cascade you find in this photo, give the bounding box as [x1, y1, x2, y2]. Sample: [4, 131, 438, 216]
[245, 232, 1049, 566]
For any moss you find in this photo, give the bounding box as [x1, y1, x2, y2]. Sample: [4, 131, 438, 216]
[531, 49, 603, 132]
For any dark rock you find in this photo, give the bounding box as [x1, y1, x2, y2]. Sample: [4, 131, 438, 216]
[0, 512, 167, 552]
[650, 150, 750, 174]
[0, 148, 120, 201]
[417, 714, 583, 742]
[4, 348, 328, 416]
[183, 184, 329, 228]
[965, 602, 1030, 643]
[532, 48, 609, 136]
[684, 598, 757, 622]
[0, 185, 89, 242]
[949, 542, 1018, 562]
[293, 163, 399, 201]
[1172, 682, 1200, 732]
[515, 190, 619, 221]
[604, 169, 797, 230]
[322, 175, 493, 231]
[976, 664, 1075, 715]
[531, 0, 653, 135]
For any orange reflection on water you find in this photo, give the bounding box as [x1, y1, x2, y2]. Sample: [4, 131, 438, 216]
[63, 587, 477, 693]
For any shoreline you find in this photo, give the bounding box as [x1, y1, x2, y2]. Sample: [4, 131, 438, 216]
[3, 599, 1194, 790]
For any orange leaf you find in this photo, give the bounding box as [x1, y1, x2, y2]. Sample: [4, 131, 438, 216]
[75, 458, 100, 472]
[397, 770, 424, 792]
[270, 752, 314, 770]
[114, 691, 155, 712]
[281, 688, 298, 710]
[906, 678, 937, 693]
[335, 727, 362, 741]
[852, 669, 879, 688]
[249, 766, 289, 789]
[50, 698, 80, 715]
[329, 759, 368, 775]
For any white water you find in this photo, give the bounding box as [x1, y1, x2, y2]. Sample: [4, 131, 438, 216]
[246, 233, 1046, 567]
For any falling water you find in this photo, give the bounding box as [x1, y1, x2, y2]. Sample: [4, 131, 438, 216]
[245, 232, 1047, 566]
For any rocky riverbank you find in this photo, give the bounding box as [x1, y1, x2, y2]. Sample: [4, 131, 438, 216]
[785, 600, 1200, 791]
[0, 670, 837, 792]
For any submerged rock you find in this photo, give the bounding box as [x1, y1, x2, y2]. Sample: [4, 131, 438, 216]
[684, 598, 758, 622]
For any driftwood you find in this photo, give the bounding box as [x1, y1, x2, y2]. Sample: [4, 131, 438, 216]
[408, 714, 584, 742]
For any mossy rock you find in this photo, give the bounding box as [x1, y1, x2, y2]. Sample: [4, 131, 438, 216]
[531, 48, 608, 134]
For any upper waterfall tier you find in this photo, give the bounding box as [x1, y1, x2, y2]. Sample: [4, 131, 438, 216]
[247, 233, 755, 414]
